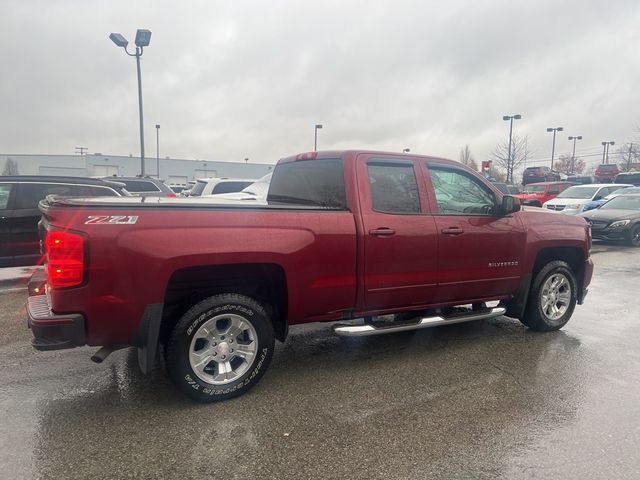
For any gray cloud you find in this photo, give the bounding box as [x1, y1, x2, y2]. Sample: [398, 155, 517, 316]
[1, 0, 639, 171]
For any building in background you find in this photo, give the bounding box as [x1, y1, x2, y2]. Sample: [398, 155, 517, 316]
[0, 153, 273, 186]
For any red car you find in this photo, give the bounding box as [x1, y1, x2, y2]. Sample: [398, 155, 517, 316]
[595, 164, 620, 182]
[516, 181, 573, 207]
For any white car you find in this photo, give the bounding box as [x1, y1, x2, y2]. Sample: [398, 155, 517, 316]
[543, 183, 633, 214]
[188, 177, 257, 197]
[203, 173, 272, 203]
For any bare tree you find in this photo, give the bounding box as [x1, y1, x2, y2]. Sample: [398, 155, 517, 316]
[613, 142, 640, 171]
[458, 145, 478, 171]
[553, 154, 585, 175]
[490, 135, 530, 183]
[1, 158, 19, 176]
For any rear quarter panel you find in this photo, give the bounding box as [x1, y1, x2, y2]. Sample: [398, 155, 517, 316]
[44, 206, 357, 345]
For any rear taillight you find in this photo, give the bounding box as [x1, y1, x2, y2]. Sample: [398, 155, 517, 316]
[167, 192, 177, 198]
[45, 231, 85, 288]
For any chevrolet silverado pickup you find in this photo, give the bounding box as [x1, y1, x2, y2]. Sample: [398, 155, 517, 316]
[27, 150, 593, 402]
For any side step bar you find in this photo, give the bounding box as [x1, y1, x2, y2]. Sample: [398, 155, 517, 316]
[333, 307, 506, 337]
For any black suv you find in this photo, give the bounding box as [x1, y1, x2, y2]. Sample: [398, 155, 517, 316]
[101, 176, 176, 197]
[0, 176, 126, 267]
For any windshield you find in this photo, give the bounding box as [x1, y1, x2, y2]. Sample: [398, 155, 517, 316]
[242, 172, 272, 195]
[600, 195, 640, 210]
[556, 186, 599, 199]
[607, 187, 636, 198]
[598, 164, 617, 171]
[523, 185, 547, 193]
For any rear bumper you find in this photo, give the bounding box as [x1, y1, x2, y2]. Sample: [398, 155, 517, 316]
[27, 295, 86, 351]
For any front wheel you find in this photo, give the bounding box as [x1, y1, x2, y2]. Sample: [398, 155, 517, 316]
[521, 261, 577, 331]
[166, 293, 275, 402]
[626, 224, 640, 247]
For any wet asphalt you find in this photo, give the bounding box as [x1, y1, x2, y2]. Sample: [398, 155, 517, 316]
[1, 243, 639, 479]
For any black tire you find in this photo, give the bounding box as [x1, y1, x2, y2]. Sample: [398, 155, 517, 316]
[166, 293, 275, 403]
[520, 261, 577, 332]
[626, 224, 640, 247]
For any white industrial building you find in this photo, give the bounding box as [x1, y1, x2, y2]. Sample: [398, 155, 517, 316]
[0, 153, 274, 186]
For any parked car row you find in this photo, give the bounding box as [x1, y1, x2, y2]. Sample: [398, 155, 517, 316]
[0, 174, 264, 267]
[0, 176, 128, 267]
[543, 184, 633, 214]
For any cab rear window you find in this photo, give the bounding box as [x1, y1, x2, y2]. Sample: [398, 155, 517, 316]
[268, 158, 346, 209]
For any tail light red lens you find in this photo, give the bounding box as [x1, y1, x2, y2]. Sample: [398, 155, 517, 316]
[46, 231, 85, 288]
[167, 192, 177, 197]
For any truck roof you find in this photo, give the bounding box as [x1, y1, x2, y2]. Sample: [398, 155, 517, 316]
[278, 150, 459, 166]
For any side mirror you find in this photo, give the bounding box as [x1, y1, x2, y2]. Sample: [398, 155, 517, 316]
[500, 195, 520, 215]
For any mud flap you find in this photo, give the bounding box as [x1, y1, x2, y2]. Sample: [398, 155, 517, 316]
[133, 304, 164, 375]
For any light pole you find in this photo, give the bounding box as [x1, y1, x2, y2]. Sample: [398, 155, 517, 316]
[402, 148, 411, 153]
[503, 114, 522, 183]
[155, 124, 160, 178]
[314, 124, 323, 151]
[109, 29, 152, 176]
[546, 127, 563, 170]
[601, 141, 615, 164]
[568, 135, 582, 174]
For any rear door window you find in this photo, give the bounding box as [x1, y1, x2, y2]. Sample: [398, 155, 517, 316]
[212, 181, 253, 194]
[121, 180, 161, 192]
[367, 161, 421, 214]
[15, 183, 95, 209]
[90, 186, 119, 196]
[548, 184, 559, 195]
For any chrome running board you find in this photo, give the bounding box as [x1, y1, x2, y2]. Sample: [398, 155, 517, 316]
[333, 307, 506, 337]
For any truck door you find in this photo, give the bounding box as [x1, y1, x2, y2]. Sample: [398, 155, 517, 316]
[358, 155, 439, 310]
[423, 163, 526, 303]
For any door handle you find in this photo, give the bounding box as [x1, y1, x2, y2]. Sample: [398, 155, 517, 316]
[441, 227, 464, 235]
[368, 228, 396, 237]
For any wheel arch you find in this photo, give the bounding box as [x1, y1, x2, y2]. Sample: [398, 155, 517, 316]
[506, 246, 585, 319]
[159, 263, 289, 346]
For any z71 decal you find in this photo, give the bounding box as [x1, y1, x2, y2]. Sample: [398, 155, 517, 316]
[85, 215, 139, 225]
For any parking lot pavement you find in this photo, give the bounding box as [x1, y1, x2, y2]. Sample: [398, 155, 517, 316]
[1, 244, 639, 479]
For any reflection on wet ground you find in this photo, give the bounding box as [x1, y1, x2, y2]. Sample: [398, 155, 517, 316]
[1, 244, 639, 479]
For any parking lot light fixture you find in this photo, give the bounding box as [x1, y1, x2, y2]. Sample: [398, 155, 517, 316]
[503, 114, 522, 183]
[135, 29, 152, 47]
[546, 127, 563, 169]
[109, 29, 152, 176]
[314, 124, 323, 151]
[568, 135, 582, 174]
[601, 140, 615, 164]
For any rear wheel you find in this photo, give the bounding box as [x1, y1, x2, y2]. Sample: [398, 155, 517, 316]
[626, 224, 640, 247]
[166, 293, 275, 402]
[521, 261, 577, 331]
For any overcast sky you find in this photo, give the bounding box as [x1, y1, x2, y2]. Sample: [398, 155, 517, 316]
[1, 0, 640, 170]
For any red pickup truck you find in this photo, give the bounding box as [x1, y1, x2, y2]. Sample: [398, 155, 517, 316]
[27, 150, 593, 402]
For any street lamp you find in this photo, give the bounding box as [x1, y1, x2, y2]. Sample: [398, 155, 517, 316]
[601, 141, 615, 164]
[568, 135, 582, 174]
[314, 124, 323, 151]
[546, 127, 563, 169]
[109, 29, 152, 176]
[155, 124, 160, 178]
[503, 114, 522, 183]
[402, 148, 411, 153]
